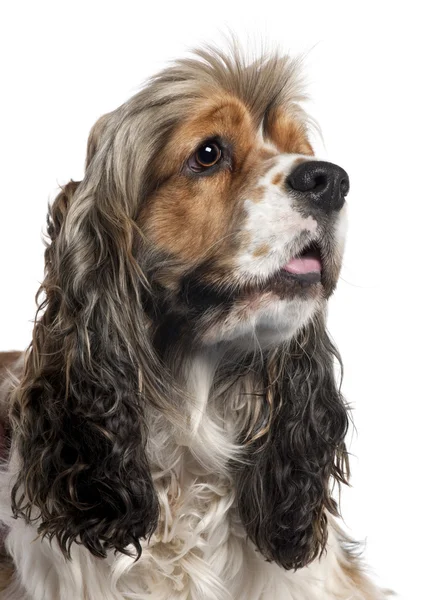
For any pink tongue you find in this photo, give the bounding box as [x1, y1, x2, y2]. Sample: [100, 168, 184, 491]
[283, 255, 322, 275]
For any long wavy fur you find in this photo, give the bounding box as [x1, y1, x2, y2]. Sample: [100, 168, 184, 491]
[9, 173, 166, 559]
[235, 317, 349, 570]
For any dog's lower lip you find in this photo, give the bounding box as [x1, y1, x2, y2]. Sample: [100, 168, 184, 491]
[282, 244, 322, 281]
[280, 269, 322, 284]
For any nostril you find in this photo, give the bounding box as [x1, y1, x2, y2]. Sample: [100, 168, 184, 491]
[287, 160, 349, 213]
[340, 178, 349, 196]
[313, 174, 327, 192]
[287, 165, 329, 194]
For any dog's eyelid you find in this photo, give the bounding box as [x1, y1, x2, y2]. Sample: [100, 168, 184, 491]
[191, 135, 227, 157]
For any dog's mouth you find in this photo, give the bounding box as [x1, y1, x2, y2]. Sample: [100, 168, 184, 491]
[281, 241, 322, 284]
[178, 241, 325, 311]
[240, 240, 324, 299]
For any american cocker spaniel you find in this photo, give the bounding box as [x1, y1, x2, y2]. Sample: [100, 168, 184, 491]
[0, 43, 389, 599]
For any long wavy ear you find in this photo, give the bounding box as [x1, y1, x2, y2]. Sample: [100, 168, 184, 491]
[236, 313, 350, 570]
[9, 116, 165, 559]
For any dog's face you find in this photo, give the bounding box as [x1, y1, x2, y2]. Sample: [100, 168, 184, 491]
[137, 92, 349, 348]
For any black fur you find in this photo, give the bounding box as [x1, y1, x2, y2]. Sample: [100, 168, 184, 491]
[235, 316, 350, 570]
[10, 183, 161, 559]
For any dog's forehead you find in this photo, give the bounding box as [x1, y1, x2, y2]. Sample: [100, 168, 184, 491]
[153, 92, 255, 174]
[153, 90, 312, 178]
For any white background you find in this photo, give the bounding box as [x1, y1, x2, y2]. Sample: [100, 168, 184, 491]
[1, 1, 424, 597]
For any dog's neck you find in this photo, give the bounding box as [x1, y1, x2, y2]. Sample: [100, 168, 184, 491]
[146, 344, 268, 481]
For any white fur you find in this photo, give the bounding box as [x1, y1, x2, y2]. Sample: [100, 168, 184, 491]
[237, 154, 319, 279]
[202, 295, 320, 349]
[1, 350, 387, 600]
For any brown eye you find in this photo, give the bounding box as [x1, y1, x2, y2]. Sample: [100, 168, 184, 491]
[189, 142, 222, 171]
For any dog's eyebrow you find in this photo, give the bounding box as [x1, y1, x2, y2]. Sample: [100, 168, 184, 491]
[149, 96, 254, 176]
[263, 106, 314, 156]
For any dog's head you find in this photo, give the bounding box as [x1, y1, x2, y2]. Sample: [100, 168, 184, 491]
[10, 43, 350, 568]
[84, 46, 348, 351]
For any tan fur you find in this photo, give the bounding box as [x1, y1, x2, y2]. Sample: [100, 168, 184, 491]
[249, 185, 267, 203]
[142, 92, 313, 280]
[257, 147, 279, 162]
[266, 107, 314, 155]
[338, 555, 391, 599]
[329, 520, 393, 599]
[271, 172, 284, 186]
[143, 94, 256, 263]
[252, 243, 271, 257]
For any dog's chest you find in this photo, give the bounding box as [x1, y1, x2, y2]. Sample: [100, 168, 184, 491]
[112, 450, 246, 599]
[112, 356, 251, 599]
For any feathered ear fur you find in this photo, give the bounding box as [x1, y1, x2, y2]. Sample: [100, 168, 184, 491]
[236, 315, 350, 570]
[9, 117, 165, 559]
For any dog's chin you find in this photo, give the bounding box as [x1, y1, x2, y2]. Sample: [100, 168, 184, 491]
[175, 241, 333, 350]
[201, 293, 321, 350]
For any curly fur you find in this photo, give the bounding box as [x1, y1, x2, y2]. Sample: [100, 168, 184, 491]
[8, 177, 166, 559]
[0, 39, 389, 599]
[235, 320, 350, 570]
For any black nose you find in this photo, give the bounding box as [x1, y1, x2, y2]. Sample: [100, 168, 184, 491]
[287, 160, 349, 213]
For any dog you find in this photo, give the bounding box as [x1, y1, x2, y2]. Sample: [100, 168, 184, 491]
[0, 42, 389, 599]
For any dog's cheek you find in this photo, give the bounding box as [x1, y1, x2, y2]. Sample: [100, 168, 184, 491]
[143, 174, 237, 264]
